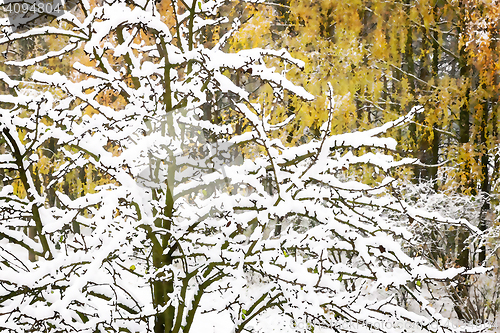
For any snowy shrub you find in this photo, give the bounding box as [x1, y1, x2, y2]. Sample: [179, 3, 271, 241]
[0, 0, 488, 332]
